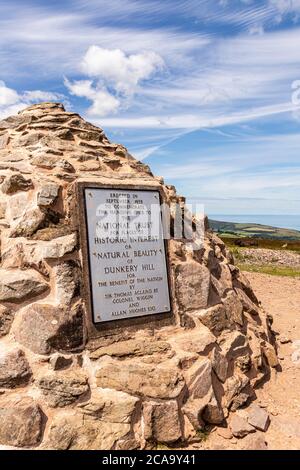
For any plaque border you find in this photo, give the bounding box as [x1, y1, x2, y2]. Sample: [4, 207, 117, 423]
[76, 181, 174, 338]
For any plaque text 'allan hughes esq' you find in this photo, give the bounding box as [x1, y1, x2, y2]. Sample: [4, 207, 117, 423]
[83, 188, 171, 324]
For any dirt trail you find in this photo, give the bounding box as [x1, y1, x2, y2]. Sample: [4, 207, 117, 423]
[203, 272, 300, 450]
[245, 273, 300, 450]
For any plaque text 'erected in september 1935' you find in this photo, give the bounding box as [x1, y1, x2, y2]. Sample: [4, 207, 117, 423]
[84, 188, 171, 323]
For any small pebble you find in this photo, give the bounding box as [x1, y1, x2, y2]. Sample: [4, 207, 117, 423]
[279, 336, 290, 344]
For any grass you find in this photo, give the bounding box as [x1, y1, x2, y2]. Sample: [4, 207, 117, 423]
[156, 443, 172, 450]
[237, 262, 300, 278]
[222, 239, 300, 278]
[209, 219, 300, 241]
[220, 236, 300, 252]
[195, 428, 210, 442]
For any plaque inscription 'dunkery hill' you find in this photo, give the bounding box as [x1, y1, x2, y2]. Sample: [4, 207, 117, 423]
[84, 187, 171, 323]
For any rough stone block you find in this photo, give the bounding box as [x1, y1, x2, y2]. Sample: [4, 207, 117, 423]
[38, 370, 89, 407]
[0, 268, 48, 302]
[143, 400, 182, 444]
[175, 261, 210, 311]
[248, 404, 270, 432]
[230, 414, 255, 438]
[0, 398, 43, 447]
[95, 358, 185, 399]
[14, 302, 84, 355]
[0, 348, 32, 388]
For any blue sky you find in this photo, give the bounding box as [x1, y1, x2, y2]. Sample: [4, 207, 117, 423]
[1, 0, 300, 218]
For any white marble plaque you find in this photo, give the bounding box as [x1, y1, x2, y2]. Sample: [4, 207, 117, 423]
[84, 187, 171, 323]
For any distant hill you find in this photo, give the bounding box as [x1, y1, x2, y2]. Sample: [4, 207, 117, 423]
[209, 218, 300, 240]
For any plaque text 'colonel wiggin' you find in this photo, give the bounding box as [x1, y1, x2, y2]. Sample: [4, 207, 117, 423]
[84, 188, 171, 323]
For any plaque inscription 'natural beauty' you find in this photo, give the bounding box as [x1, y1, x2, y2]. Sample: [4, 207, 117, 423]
[83, 187, 171, 323]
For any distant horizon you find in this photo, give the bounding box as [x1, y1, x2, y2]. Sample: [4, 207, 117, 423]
[209, 213, 300, 218]
[207, 214, 300, 232]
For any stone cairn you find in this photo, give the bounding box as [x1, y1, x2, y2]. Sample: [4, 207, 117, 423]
[0, 102, 277, 449]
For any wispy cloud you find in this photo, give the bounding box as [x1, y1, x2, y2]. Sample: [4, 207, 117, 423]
[1, 0, 300, 216]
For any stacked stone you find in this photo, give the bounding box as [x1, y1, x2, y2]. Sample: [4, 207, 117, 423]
[0, 103, 277, 449]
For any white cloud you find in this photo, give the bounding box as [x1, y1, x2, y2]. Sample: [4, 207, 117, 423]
[249, 24, 265, 34]
[65, 46, 164, 117]
[0, 81, 19, 106]
[0, 81, 64, 119]
[82, 46, 164, 96]
[22, 90, 62, 102]
[96, 101, 300, 129]
[64, 78, 120, 116]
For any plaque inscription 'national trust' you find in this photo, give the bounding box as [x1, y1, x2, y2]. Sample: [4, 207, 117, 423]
[83, 187, 171, 324]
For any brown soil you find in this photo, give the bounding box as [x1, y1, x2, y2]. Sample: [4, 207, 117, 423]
[201, 272, 300, 450]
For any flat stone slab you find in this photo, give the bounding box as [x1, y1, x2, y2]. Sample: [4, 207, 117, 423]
[248, 404, 270, 432]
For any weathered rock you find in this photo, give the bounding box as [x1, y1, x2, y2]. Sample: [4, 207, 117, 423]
[278, 335, 290, 344]
[0, 268, 48, 302]
[49, 353, 73, 370]
[231, 392, 250, 411]
[10, 206, 46, 237]
[182, 397, 207, 430]
[56, 159, 75, 173]
[0, 348, 32, 388]
[235, 353, 252, 372]
[1, 233, 77, 271]
[90, 338, 171, 359]
[195, 303, 228, 335]
[223, 290, 244, 326]
[248, 404, 270, 432]
[262, 343, 278, 368]
[52, 260, 80, 306]
[46, 413, 132, 450]
[17, 131, 44, 147]
[202, 394, 224, 424]
[0, 398, 43, 447]
[176, 261, 210, 311]
[224, 374, 249, 408]
[217, 426, 233, 440]
[1, 173, 33, 194]
[235, 287, 259, 316]
[38, 370, 89, 407]
[169, 325, 215, 355]
[230, 414, 255, 438]
[0, 114, 31, 130]
[176, 351, 199, 370]
[210, 263, 233, 298]
[78, 388, 139, 423]
[14, 302, 84, 355]
[0, 133, 10, 149]
[95, 359, 185, 399]
[37, 183, 60, 207]
[234, 270, 259, 305]
[5, 191, 31, 221]
[185, 358, 212, 399]
[31, 154, 59, 169]
[40, 233, 77, 259]
[211, 347, 228, 383]
[0, 200, 6, 218]
[219, 331, 249, 359]
[0, 305, 14, 337]
[143, 400, 182, 443]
